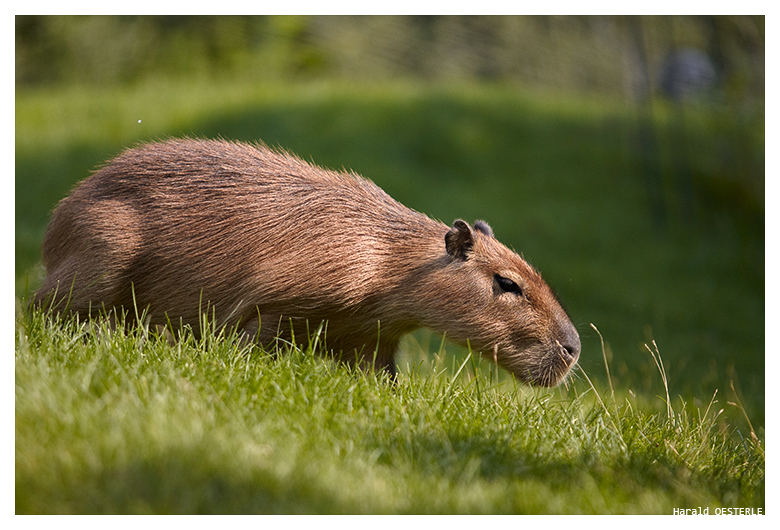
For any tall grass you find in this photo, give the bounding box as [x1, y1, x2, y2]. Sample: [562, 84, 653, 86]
[15, 304, 764, 514]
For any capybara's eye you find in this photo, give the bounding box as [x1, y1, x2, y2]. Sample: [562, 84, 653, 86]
[494, 274, 522, 296]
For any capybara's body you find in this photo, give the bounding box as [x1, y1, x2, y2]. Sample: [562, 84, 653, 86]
[36, 138, 580, 385]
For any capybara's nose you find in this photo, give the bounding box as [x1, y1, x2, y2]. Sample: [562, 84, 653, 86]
[561, 324, 581, 363]
[564, 341, 580, 362]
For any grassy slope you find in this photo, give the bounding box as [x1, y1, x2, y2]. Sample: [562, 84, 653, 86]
[15, 308, 764, 514]
[15, 79, 764, 513]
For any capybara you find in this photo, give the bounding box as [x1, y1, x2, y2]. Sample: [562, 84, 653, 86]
[34, 138, 580, 386]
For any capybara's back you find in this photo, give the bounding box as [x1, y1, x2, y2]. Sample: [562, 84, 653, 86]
[36, 138, 580, 385]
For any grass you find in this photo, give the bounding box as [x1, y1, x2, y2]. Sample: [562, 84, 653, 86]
[15, 78, 764, 513]
[15, 305, 764, 514]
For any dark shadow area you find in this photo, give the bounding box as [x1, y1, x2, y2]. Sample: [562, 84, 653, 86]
[16, 445, 362, 514]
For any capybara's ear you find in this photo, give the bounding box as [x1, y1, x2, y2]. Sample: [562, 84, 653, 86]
[473, 220, 494, 238]
[445, 219, 474, 260]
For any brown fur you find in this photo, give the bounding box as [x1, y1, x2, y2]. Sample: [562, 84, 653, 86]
[35, 138, 580, 386]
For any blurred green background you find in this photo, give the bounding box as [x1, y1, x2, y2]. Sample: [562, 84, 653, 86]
[15, 16, 764, 426]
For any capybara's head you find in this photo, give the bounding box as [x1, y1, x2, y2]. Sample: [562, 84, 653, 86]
[434, 219, 580, 387]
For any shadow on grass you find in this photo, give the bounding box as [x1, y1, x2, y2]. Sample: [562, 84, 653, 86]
[15, 423, 763, 514]
[16, 447, 355, 514]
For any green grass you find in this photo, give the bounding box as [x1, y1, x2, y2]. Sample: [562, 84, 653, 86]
[15, 78, 764, 513]
[15, 305, 764, 514]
